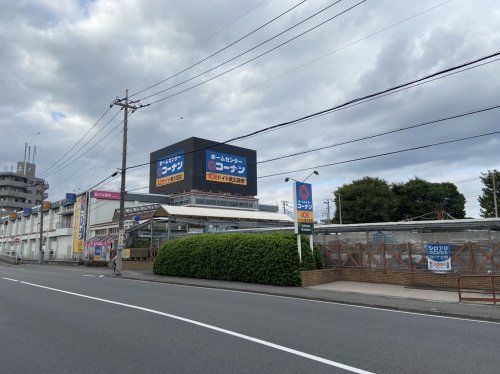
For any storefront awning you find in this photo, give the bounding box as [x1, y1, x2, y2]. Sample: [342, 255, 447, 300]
[153, 205, 294, 223]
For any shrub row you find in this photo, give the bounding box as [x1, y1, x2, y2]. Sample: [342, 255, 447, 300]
[153, 233, 322, 286]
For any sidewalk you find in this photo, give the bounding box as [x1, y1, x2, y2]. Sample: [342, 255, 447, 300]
[117, 268, 500, 322]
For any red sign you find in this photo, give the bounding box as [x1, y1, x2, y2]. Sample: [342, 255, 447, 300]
[91, 190, 121, 200]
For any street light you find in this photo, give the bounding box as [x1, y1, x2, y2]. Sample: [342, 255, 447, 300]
[284, 171, 319, 183]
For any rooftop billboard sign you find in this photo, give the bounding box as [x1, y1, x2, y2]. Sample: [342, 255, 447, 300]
[149, 137, 257, 196]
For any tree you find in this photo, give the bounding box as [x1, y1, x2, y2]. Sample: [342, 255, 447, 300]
[392, 178, 466, 220]
[478, 169, 499, 218]
[332, 177, 398, 224]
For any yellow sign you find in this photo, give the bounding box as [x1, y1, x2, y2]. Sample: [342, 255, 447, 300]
[122, 248, 130, 259]
[72, 196, 83, 254]
[206, 172, 247, 185]
[297, 210, 314, 223]
[156, 172, 184, 187]
[42, 201, 51, 210]
[8, 213, 17, 219]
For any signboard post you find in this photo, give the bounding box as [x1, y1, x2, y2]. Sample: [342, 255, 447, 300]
[426, 244, 451, 272]
[293, 181, 314, 262]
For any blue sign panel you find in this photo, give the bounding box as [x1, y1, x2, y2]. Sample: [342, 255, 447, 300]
[426, 244, 451, 271]
[65, 193, 76, 203]
[294, 181, 314, 234]
[205, 150, 247, 185]
[23, 208, 32, 217]
[156, 152, 185, 187]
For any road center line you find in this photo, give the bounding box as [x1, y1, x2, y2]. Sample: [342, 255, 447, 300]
[16, 279, 373, 374]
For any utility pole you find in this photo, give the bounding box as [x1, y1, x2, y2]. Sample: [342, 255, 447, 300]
[39, 201, 44, 264]
[333, 192, 342, 225]
[30, 179, 46, 264]
[111, 90, 141, 276]
[493, 171, 498, 218]
[281, 200, 290, 215]
[323, 198, 331, 222]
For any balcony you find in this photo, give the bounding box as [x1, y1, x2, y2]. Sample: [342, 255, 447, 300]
[0, 190, 28, 199]
[0, 179, 27, 188]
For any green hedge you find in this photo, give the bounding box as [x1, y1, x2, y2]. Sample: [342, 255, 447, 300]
[153, 233, 322, 286]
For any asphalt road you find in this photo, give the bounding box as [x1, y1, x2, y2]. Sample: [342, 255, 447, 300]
[0, 263, 498, 374]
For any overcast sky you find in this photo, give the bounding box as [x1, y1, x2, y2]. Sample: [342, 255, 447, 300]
[1, 0, 499, 219]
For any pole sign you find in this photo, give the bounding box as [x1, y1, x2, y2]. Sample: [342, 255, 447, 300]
[156, 152, 185, 187]
[293, 181, 314, 234]
[426, 244, 451, 272]
[65, 193, 77, 203]
[72, 193, 88, 255]
[206, 150, 247, 185]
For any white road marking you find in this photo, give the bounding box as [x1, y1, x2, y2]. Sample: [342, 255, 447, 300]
[2, 277, 18, 282]
[99, 275, 104, 278]
[14, 279, 373, 374]
[82, 275, 95, 277]
[116, 277, 500, 325]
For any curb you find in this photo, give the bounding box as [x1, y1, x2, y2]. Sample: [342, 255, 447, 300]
[115, 275, 500, 323]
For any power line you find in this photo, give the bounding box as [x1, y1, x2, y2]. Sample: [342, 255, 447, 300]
[121, 128, 500, 194]
[139, 0, 366, 105]
[232, 56, 500, 141]
[39, 107, 112, 176]
[130, 0, 308, 98]
[125, 50, 500, 172]
[49, 127, 123, 197]
[126, 102, 500, 191]
[0, 125, 94, 141]
[257, 103, 500, 164]
[130, 0, 456, 139]
[226, 50, 500, 143]
[42, 110, 124, 178]
[127, 0, 268, 92]
[258, 129, 500, 179]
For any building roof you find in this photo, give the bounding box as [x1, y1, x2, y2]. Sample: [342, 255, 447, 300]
[223, 218, 500, 234]
[153, 205, 293, 222]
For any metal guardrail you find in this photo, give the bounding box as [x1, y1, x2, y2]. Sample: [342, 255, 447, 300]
[0, 253, 17, 264]
[457, 275, 499, 304]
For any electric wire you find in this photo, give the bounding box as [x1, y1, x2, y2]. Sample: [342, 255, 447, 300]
[233, 57, 500, 141]
[125, 50, 500, 172]
[130, 0, 308, 97]
[42, 110, 124, 178]
[127, 0, 454, 142]
[0, 125, 94, 141]
[257, 103, 500, 164]
[128, 103, 500, 187]
[139, 1, 365, 105]
[121, 128, 500, 193]
[39, 107, 112, 176]
[127, 0, 268, 91]
[258, 129, 500, 179]
[226, 50, 500, 144]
